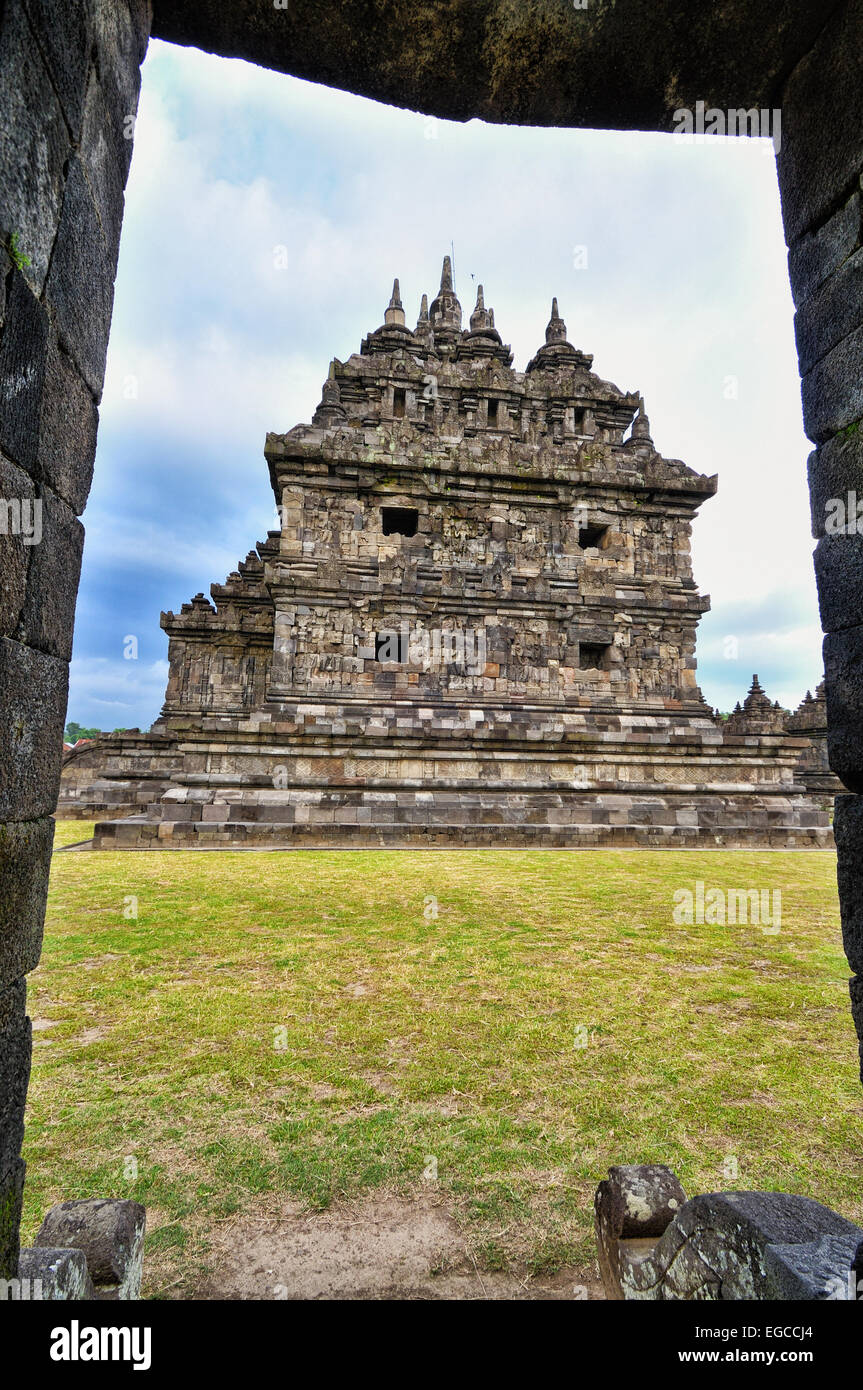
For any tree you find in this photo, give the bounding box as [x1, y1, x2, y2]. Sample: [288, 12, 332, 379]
[64, 723, 102, 743]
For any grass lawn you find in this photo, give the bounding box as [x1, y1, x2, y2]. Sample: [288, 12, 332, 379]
[22, 827, 862, 1297]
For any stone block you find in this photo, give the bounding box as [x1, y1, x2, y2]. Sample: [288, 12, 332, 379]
[0, 3, 70, 293]
[0, 1158, 25, 1280]
[80, 65, 127, 260]
[0, 637, 69, 820]
[0, 976, 26, 1037]
[0, 979, 30, 1176]
[0, 267, 49, 476]
[850, 974, 863, 1082]
[44, 156, 116, 397]
[38, 332, 98, 514]
[789, 188, 862, 307]
[0, 246, 9, 325]
[594, 1163, 687, 1299]
[0, 452, 35, 638]
[776, 0, 863, 244]
[16, 1245, 94, 1299]
[824, 627, 863, 791]
[808, 427, 863, 538]
[834, 795, 863, 976]
[36, 1198, 146, 1299]
[802, 322, 863, 446]
[0, 818, 53, 988]
[91, 0, 150, 185]
[814, 534, 863, 632]
[15, 489, 85, 661]
[611, 1187, 863, 1301]
[795, 247, 863, 377]
[21, 0, 94, 142]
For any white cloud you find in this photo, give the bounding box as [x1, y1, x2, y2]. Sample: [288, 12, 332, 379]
[68, 658, 170, 729]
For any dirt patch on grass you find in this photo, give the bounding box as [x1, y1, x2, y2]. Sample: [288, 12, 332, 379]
[193, 1192, 604, 1301]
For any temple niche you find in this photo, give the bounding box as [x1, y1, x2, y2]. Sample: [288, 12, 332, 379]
[59, 258, 833, 848]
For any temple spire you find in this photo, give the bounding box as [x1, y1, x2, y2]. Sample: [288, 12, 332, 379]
[630, 395, 653, 443]
[459, 281, 511, 362]
[415, 291, 432, 345]
[545, 296, 568, 345]
[469, 283, 494, 334]
[384, 277, 405, 327]
[527, 295, 592, 372]
[428, 252, 462, 343]
[312, 357, 346, 425]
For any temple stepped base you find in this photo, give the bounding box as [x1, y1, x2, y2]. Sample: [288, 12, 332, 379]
[69, 725, 835, 852]
[92, 820, 832, 850]
[92, 786, 833, 850]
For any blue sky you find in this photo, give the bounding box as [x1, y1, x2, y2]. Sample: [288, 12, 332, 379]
[67, 39, 823, 729]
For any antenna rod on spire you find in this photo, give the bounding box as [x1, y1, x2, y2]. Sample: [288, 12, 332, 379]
[450, 240, 455, 290]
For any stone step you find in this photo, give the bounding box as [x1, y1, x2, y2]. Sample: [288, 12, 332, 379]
[92, 817, 834, 851]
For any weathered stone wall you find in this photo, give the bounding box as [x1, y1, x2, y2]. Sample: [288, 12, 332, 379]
[775, 0, 863, 1074]
[59, 731, 178, 819]
[161, 537, 276, 716]
[269, 460, 707, 705]
[150, 0, 838, 133]
[0, 0, 150, 1277]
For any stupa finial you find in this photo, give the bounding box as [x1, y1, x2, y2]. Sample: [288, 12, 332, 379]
[630, 395, 653, 443]
[545, 297, 568, 345]
[429, 253, 462, 337]
[384, 277, 405, 327]
[415, 291, 433, 343]
[469, 283, 494, 334]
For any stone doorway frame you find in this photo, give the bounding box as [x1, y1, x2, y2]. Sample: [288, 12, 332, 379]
[1, 0, 860, 1277]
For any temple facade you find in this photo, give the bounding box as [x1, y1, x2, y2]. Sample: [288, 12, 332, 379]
[61, 259, 833, 848]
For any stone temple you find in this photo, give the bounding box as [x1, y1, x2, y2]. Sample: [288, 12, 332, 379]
[62, 258, 834, 849]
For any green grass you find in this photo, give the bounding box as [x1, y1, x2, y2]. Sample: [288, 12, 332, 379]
[52, 820, 97, 848]
[24, 839, 862, 1295]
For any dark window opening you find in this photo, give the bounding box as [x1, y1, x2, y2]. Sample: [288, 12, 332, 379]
[573, 409, 585, 432]
[579, 523, 608, 550]
[487, 399, 498, 426]
[382, 506, 418, 537]
[393, 388, 406, 418]
[579, 642, 610, 670]
[375, 630, 408, 663]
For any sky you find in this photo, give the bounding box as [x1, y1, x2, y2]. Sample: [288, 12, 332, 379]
[67, 39, 824, 730]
